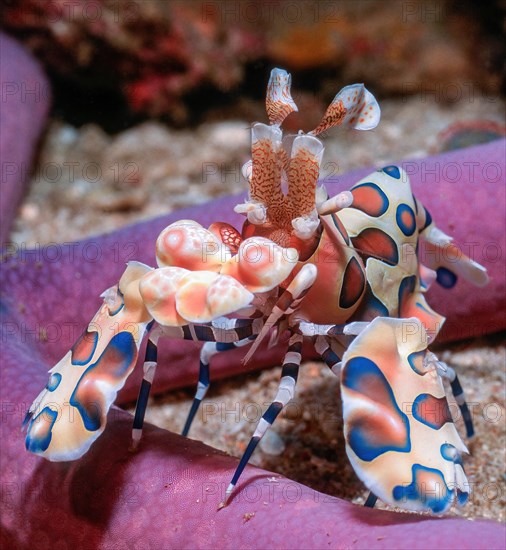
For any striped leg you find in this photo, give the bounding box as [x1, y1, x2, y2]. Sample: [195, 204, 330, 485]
[158, 316, 263, 343]
[314, 335, 343, 376]
[450, 374, 474, 438]
[182, 339, 252, 437]
[177, 317, 263, 436]
[298, 321, 349, 338]
[364, 492, 378, 508]
[130, 325, 161, 450]
[432, 356, 474, 438]
[132, 318, 263, 448]
[221, 332, 303, 507]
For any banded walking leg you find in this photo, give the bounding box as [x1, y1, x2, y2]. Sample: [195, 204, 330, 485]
[182, 339, 252, 437]
[159, 316, 263, 343]
[431, 354, 474, 438]
[364, 492, 378, 508]
[130, 324, 161, 450]
[450, 374, 474, 438]
[314, 335, 343, 376]
[132, 318, 263, 447]
[221, 332, 303, 507]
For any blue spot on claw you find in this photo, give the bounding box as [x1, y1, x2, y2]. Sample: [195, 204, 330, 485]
[382, 165, 401, 179]
[436, 267, 457, 288]
[393, 464, 454, 513]
[25, 407, 58, 453]
[46, 372, 62, 391]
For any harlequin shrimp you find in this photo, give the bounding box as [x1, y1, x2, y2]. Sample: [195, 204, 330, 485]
[23, 68, 489, 515]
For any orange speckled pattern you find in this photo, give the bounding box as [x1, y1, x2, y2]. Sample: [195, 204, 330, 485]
[310, 99, 347, 135]
[250, 126, 285, 211]
[310, 83, 380, 135]
[286, 136, 322, 217]
[265, 68, 298, 126]
[208, 222, 242, 254]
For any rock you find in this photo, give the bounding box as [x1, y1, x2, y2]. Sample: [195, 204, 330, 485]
[2, 1, 262, 119]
